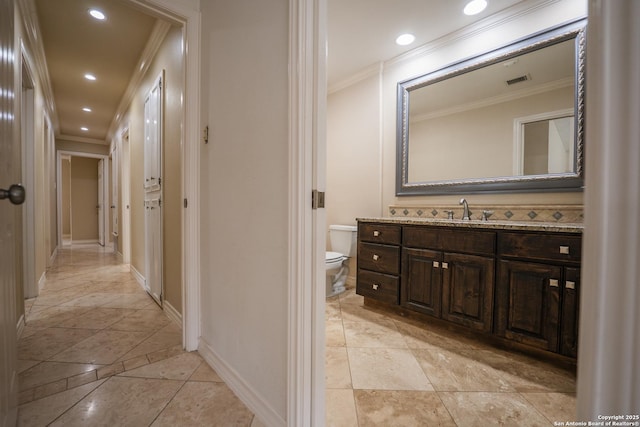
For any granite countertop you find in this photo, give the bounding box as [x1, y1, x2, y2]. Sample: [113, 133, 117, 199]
[356, 217, 584, 233]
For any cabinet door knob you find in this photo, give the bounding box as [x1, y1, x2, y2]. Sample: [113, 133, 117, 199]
[566, 280, 576, 290]
[559, 245, 570, 254]
[433, 261, 439, 268]
[442, 262, 449, 269]
[372, 254, 379, 261]
[373, 230, 380, 237]
[550, 279, 559, 288]
[372, 284, 379, 290]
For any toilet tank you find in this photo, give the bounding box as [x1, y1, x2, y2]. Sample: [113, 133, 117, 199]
[329, 225, 357, 257]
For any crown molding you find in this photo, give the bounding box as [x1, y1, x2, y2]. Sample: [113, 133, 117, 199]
[385, 0, 563, 71]
[17, 0, 59, 134]
[105, 19, 171, 143]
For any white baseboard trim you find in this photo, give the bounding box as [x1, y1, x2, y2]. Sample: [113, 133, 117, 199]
[16, 314, 25, 339]
[163, 300, 182, 328]
[198, 338, 285, 427]
[38, 271, 47, 291]
[49, 246, 58, 266]
[130, 265, 147, 291]
[71, 239, 100, 245]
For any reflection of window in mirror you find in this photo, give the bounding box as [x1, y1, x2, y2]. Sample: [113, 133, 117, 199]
[513, 109, 574, 176]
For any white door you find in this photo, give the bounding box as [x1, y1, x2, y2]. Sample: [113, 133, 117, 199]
[144, 73, 163, 193]
[0, 0, 20, 424]
[98, 159, 104, 246]
[145, 198, 162, 305]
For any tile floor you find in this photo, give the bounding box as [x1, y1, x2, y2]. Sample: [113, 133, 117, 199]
[17, 244, 577, 426]
[17, 244, 257, 427]
[325, 288, 578, 426]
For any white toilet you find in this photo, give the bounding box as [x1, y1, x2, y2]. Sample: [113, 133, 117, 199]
[325, 225, 357, 297]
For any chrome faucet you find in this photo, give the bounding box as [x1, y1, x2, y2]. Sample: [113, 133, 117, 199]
[459, 198, 470, 220]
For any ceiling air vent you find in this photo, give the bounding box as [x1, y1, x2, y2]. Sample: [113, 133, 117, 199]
[506, 74, 530, 86]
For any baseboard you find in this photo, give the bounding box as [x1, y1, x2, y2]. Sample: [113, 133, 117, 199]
[163, 300, 182, 328]
[198, 338, 285, 427]
[71, 239, 100, 245]
[49, 246, 58, 266]
[130, 265, 147, 291]
[16, 314, 25, 339]
[38, 271, 46, 291]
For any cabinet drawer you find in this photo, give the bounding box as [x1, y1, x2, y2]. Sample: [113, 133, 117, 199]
[358, 242, 400, 275]
[357, 270, 399, 304]
[499, 232, 581, 263]
[359, 223, 401, 245]
[404, 226, 496, 256]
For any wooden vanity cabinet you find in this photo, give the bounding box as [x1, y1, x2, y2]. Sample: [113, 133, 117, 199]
[496, 232, 581, 356]
[401, 226, 496, 332]
[356, 220, 581, 358]
[356, 223, 402, 304]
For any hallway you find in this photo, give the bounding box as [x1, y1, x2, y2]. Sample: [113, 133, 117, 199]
[16, 245, 254, 426]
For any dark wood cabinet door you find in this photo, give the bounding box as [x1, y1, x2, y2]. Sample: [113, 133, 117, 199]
[442, 253, 495, 332]
[496, 260, 562, 352]
[560, 267, 580, 357]
[401, 248, 442, 317]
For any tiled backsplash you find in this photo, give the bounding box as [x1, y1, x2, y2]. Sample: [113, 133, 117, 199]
[388, 204, 583, 223]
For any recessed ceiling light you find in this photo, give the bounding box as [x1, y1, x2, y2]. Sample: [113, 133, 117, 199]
[89, 9, 106, 20]
[81, 127, 89, 131]
[464, 0, 488, 16]
[84, 73, 96, 81]
[82, 107, 92, 112]
[396, 33, 416, 46]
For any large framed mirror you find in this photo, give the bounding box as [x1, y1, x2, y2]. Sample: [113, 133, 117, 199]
[396, 19, 586, 195]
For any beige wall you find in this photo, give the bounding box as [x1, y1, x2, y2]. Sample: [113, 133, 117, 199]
[117, 25, 184, 315]
[327, 73, 384, 230]
[199, 0, 289, 419]
[70, 157, 99, 241]
[327, 0, 587, 221]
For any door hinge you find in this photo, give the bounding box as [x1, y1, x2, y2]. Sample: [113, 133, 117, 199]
[312, 190, 325, 209]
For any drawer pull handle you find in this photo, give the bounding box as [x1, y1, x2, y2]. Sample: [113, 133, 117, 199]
[372, 284, 379, 290]
[559, 245, 570, 254]
[550, 279, 559, 288]
[373, 230, 380, 237]
[442, 262, 448, 269]
[566, 280, 576, 290]
[372, 254, 379, 261]
[433, 261, 439, 268]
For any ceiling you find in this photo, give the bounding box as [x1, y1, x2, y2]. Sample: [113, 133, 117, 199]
[32, 0, 525, 145]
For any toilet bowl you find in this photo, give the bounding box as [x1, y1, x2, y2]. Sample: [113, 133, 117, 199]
[325, 225, 357, 297]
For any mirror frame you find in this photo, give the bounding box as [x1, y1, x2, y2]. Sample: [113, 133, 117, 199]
[396, 19, 586, 196]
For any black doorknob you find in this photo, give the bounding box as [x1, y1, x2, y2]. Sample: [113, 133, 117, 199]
[0, 184, 26, 205]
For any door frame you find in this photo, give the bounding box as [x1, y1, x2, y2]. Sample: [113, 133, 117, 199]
[21, 47, 37, 298]
[56, 151, 109, 248]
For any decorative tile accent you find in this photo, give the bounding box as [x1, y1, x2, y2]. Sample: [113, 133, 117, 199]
[388, 205, 583, 224]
